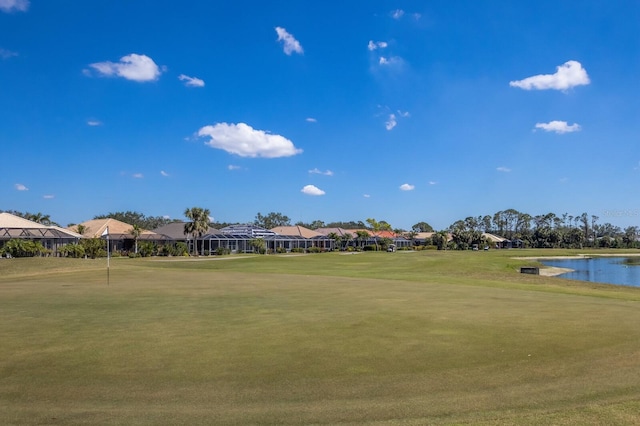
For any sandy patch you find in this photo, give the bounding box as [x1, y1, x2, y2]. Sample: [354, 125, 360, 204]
[538, 267, 574, 277]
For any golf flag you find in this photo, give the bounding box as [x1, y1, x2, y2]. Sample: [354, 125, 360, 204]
[101, 226, 109, 237]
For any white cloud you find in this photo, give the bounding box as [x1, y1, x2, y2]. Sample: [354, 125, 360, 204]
[400, 183, 415, 191]
[275, 27, 303, 55]
[497, 167, 512, 172]
[535, 120, 581, 134]
[15, 183, 28, 191]
[385, 114, 397, 131]
[391, 9, 405, 19]
[178, 74, 205, 87]
[363, 194, 371, 198]
[87, 120, 102, 126]
[0, 48, 18, 59]
[198, 122, 303, 158]
[397, 110, 410, 118]
[160, 170, 170, 177]
[89, 54, 162, 82]
[509, 60, 590, 91]
[43, 194, 54, 199]
[228, 165, 241, 170]
[429, 181, 437, 185]
[378, 55, 405, 70]
[133, 173, 143, 179]
[309, 168, 333, 176]
[412, 13, 422, 20]
[306, 117, 317, 123]
[0, 0, 29, 12]
[368, 40, 388, 51]
[301, 185, 325, 196]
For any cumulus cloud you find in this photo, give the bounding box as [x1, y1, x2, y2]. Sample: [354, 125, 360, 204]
[391, 9, 405, 19]
[306, 117, 317, 123]
[429, 181, 437, 185]
[275, 27, 303, 55]
[497, 167, 511, 172]
[178, 74, 205, 87]
[368, 40, 388, 51]
[160, 170, 170, 177]
[89, 54, 162, 82]
[535, 120, 581, 134]
[228, 165, 241, 171]
[198, 122, 303, 158]
[15, 183, 28, 191]
[397, 110, 410, 118]
[43, 194, 54, 199]
[309, 168, 333, 176]
[301, 184, 325, 196]
[399, 183, 415, 191]
[363, 194, 371, 198]
[87, 120, 102, 126]
[509, 60, 590, 91]
[0, 48, 18, 59]
[385, 114, 397, 131]
[0, 0, 29, 12]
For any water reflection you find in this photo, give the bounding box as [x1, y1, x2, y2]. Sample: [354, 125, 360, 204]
[541, 257, 640, 287]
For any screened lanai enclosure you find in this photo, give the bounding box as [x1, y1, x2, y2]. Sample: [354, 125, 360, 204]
[199, 226, 335, 254]
[0, 213, 83, 256]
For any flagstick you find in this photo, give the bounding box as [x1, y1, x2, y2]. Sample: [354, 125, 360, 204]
[107, 233, 110, 286]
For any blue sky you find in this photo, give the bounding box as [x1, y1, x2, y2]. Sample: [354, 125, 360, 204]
[1, 1, 639, 230]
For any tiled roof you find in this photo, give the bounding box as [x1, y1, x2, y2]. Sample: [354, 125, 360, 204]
[271, 225, 322, 238]
[68, 218, 161, 239]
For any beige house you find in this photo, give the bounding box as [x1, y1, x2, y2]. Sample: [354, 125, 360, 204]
[0, 212, 82, 255]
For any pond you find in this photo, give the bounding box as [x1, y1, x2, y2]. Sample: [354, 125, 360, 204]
[541, 257, 640, 287]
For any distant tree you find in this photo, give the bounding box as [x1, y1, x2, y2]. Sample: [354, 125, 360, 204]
[93, 211, 172, 230]
[76, 224, 86, 235]
[406, 230, 418, 246]
[326, 232, 340, 251]
[184, 207, 211, 256]
[340, 232, 354, 250]
[412, 222, 434, 233]
[325, 220, 366, 229]
[366, 218, 392, 251]
[129, 224, 142, 254]
[432, 231, 449, 250]
[295, 219, 325, 229]
[623, 226, 639, 248]
[355, 230, 370, 248]
[254, 212, 291, 229]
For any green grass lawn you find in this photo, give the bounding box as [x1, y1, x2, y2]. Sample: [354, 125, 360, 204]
[2, 250, 640, 424]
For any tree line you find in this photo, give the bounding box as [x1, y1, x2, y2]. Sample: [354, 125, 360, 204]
[447, 209, 639, 249]
[3, 208, 639, 250]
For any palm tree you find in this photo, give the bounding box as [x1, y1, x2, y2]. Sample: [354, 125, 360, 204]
[184, 207, 211, 256]
[129, 224, 142, 254]
[327, 232, 340, 251]
[76, 224, 86, 235]
[340, 232, 353, 250]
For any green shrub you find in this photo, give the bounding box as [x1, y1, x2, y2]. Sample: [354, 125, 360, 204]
[1, 239, 46, 257]
[80, 238, 107, 258]
[215, 247, 231, 255]
[60, 243, 85, 258]
[138, 241, 157, 257]
[276, 247, 287, 254]
[291, 247, 305, 253]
